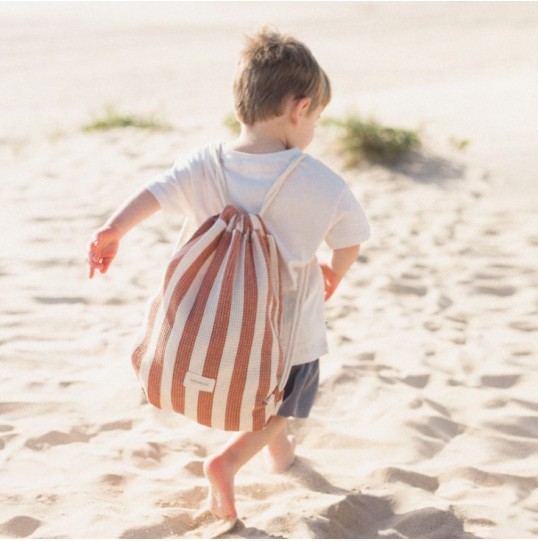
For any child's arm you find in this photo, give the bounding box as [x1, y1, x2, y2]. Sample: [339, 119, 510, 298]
[87, 187, 160, 279]
[320, 244, 360, 301]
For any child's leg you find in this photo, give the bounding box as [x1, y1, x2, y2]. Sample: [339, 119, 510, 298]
[263, 416, 296, 473]
[203, 415, 295, 520]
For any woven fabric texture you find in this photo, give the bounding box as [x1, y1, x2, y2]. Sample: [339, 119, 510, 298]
[132, 205, 288, 431]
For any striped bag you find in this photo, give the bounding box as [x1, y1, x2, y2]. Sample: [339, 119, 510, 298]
[131, 147, 305, 431]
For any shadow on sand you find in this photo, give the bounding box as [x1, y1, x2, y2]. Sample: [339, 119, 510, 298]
[230, 458, 478, 539]
[388, 147, 468, 185]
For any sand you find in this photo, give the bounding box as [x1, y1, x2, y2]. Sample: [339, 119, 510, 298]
[1, 2, 537, 539]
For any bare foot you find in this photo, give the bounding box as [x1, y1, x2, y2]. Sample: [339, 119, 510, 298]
[263, 434, 296, 473]
[203, 454, 238, 521]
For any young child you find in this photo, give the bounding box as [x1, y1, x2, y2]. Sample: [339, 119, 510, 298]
[87, 28, 370, 525]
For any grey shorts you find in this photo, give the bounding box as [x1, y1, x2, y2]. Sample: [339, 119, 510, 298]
[277, 359, 320, 418]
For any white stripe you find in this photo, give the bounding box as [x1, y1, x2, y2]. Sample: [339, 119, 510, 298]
[266, 233, 283, 398]
[182, 387, 199, 421]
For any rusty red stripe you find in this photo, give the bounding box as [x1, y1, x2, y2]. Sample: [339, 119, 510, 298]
[225, 237, 258, 431]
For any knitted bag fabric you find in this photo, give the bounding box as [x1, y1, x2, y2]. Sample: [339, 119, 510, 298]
[132, 148, 305, 431]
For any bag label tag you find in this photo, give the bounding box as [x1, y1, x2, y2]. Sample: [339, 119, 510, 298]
[184, 371, 216, 393]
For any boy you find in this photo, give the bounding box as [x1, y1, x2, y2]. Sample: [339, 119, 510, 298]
[87, 28, 370, 525]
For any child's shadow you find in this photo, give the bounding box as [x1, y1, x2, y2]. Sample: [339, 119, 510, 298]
[235, 457, 479, 539]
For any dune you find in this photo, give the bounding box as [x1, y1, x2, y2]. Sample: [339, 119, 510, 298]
[1, 2, 537, 539]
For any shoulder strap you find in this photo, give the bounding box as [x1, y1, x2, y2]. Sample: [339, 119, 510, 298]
[278, 265, 308, 393]
[209, 143, 228, 206]
[259, 153, 305, 217]
[210, 143, 305, 216]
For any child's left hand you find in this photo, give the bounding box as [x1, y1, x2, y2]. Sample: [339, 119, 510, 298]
[320, 263, 342, 301]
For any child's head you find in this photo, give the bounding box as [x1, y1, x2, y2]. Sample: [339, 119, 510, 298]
[234, 27, 331, 126]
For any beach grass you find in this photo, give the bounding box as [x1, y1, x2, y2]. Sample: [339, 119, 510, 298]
[449, 136, 471, 151]
[83, 106, 172, 132]
[324, 114, 421, 166]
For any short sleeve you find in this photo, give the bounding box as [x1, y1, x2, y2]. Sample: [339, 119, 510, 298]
[324, 187, 371, 249]
[145, 154, 193, 217]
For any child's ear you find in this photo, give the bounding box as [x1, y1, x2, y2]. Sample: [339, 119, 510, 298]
[290, 97, 312, 122]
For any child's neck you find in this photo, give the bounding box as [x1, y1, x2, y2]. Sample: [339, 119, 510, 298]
[227, 120, 292, 154]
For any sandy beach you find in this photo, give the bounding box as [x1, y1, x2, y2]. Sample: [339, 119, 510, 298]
[1, 2, 537, 538]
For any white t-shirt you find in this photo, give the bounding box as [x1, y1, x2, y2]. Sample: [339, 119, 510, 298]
[146, 143, 370, 365]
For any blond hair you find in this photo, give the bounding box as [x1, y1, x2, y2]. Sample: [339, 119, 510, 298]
[234, 28, 331, 125]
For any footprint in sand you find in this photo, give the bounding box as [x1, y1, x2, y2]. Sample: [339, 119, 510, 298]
[99, 420, 133, 432]
[370, 466, 439, 492]
[408, 415, 465, 443]
[509, 321, 538, 332]
[118, 510, 196, 539]
[100, 473, 126, 487]
[484, 415, 538, 439]
[512, 399, 538, 411]
[184, 459, 204, 477]
[130, 442, 163, 466]
[0, 516, 41, 538]
[471, 285, 516, 297]
[183, 510, 238, 539]
[25, 428, 92, 451]
[388, 279, 428, 297]
[33, 295, 87, 305]
[480, 374, 521, 389]
[400, 374, 430, 389]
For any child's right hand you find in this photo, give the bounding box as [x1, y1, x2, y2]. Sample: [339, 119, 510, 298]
[87, 226, 120, 279]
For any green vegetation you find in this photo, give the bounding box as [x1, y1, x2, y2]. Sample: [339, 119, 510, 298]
[83, 106, 171, 132]
[223, 112, 241, 136]
[449, 136, 470, 151]
[324, 114, 421, 166]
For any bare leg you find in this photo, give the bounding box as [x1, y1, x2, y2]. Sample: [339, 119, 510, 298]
[203, 416, 292, 520]
[263, 418, 296, 473]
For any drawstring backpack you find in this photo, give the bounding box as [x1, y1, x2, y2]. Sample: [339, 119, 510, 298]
[131, 144, 306, 431]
